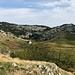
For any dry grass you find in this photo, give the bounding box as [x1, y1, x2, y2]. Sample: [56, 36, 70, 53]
[7, 71, 26, 75]
[0, 54, 74, 75]
[0, 54, 53, 65]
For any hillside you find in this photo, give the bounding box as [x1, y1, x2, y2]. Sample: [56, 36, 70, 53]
[0, 22, 75, 42]
[0, 22, 75, 75]
[0, 22, 50, 40]
[0, 30, 74, 75]
[0, 54, 73, 75]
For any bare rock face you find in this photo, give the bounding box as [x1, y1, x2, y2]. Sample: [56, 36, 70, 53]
[35, 63, 73, 75]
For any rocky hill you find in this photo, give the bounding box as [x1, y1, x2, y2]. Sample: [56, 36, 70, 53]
[31, 23, 75, 41]
[0, 22, 50, 40]
[0, 22, 75, 41]
[0, 22, 75, 75]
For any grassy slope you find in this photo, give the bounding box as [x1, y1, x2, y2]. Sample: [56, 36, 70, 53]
[0, 35, 75, 72]
[0, 54, 73, 75]
[0, 38, 75, 72]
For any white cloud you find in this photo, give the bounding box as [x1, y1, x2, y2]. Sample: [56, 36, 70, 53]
[39, 0, 75, 9]
[70, 0, 75, 7]
[39, 1, 60, 7]
[0, 8, 38, 24]
[0, 0, 75, 27]
[39, 0, 70, 7]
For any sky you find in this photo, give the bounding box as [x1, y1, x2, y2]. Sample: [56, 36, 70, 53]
[0, 0, 75, 27]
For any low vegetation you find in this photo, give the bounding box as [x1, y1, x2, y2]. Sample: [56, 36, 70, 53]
[9, 40, 75, 72]
[0, 38, 75, 72]
[0, 54, 73, 75]
[0, 22, 75, 75]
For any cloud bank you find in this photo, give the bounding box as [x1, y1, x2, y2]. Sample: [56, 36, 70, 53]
[0, 0, 75, 27]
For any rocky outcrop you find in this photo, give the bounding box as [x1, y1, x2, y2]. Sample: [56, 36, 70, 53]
[0, 30, 17, 40]
[21, 63, 73, 75]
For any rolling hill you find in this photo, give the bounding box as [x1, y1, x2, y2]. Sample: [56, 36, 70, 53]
[0, 22, 75, 42]
[0, 22, 75, 75]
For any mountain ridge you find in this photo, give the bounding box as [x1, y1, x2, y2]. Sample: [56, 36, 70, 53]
[0, 22, 75, 41]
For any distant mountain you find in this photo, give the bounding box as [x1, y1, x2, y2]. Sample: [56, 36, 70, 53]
[0, 22, 75, 42]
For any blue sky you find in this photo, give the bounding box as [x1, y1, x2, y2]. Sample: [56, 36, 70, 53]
[0, 0, 75, 27]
